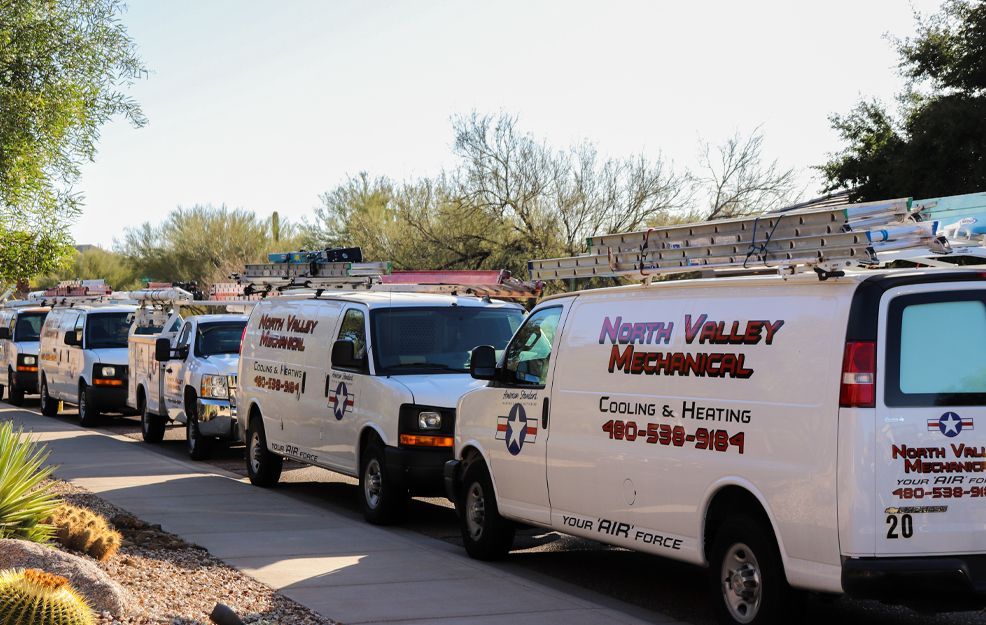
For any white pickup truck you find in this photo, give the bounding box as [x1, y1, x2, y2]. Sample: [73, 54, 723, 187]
[128, 308, 248, 460]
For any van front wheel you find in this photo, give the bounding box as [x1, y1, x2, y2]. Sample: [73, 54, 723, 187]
[78, 383, 99, 427]
[359, 439, 407, 525]
[458, 461, 514, 560]
[7, 369, 24, 406]
[710, 516, 795, 625]
[246, 417, 282, 487]
[40, 377, 58, 416]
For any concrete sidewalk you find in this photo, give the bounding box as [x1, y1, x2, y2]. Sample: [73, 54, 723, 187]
[1, 406, 675, 625]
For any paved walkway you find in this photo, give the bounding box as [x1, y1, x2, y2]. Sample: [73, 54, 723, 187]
[1, 405, 676, 625]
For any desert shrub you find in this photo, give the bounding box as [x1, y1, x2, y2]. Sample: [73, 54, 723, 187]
[0, 422, 59, 542]
[44, 504, 122, 562]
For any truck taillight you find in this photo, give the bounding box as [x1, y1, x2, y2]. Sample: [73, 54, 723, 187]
[840, 341, 876, 408]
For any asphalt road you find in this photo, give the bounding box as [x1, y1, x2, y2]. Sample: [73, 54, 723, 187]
[6, 396, 985, 625]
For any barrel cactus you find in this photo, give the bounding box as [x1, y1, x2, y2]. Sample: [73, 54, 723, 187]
[45, 504, 122, 562]
[0, 568, 94, 625]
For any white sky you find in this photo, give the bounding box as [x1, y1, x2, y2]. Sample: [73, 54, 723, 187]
[74, 0, 945, 247]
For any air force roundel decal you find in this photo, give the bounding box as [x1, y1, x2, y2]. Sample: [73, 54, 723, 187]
[927, 412, 974, 438]
[495, 403, 538, 455]
[329, 381, 355, 420]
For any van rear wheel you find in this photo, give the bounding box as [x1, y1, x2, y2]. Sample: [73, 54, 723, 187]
[458, 461, 514, 560]
[359, 438, 407, 525]
[246, 417, 282, 487]
[39, 377, 58, 416]
[78, 383, 99, 427]
[709, 515, 796, 625]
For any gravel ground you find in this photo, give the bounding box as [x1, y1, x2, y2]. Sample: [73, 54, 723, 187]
[43, 480, 337, 625]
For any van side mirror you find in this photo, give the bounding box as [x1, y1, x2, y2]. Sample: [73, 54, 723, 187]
[154, 338, 172, 361]
[331, 339, 366, 371]
[64, 331, 80, 347]
[470, 345, 498, 380]
[0, 328, 9, 340]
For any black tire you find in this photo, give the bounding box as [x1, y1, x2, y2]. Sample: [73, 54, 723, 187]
[7, 369, 24, 406]
[39, 376, 58, 416]
[359, 438, 408, 525]
[78, 382, 99, 427]
[458, 460, 514, 560]
[246, 416, 282, 487]
[709, 515, 798, 625]
[186, 413, 211, 460]
[140, 391, 166, 443]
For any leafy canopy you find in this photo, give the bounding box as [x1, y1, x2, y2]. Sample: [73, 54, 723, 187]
[0, 0, 145, 283]
[822, 0, 986, 200]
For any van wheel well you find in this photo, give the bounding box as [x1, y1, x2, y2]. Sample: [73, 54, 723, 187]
[358, 427, 381, 467]
[248, 404, 262, 428]
[136, 385, 146, 406]
[703, 486, 774, 561]
[459, 446, 484, 471]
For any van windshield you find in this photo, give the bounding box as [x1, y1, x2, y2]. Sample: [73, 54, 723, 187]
[85, 313, 132, 349]
[196, 321, 247, 356]
[14, 312, 47, 342]
[371, 307, 525, 375]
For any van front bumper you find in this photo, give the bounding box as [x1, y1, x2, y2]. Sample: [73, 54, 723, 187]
[384, 445, 453, 497]
[12, 370, 38, 393]
[89, 386, 128, 412]
[843, 555, 986, 610]
[196, 398, 237, 440]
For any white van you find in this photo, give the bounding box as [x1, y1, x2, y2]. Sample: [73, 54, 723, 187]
[129, 311, 247, 459]
[0, 306, 49, 404]
[237, 291, 525, 523]
[38, 304, 137, 425]
[446, 268, 986, 624]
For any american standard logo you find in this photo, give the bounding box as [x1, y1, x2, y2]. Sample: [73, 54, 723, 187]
[598, 314, 785, 379]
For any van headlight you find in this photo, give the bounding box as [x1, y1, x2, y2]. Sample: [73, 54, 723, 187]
[100, 365, 116, 377]
[201, 374, 229, 399]
[417, 411, 442, 430]
[21, 355, 36, 366]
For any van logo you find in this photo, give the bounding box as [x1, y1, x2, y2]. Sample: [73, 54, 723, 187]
[495, 403, 538, 455]
[329, 381, 355, 420]
[927, 412, 973, 438]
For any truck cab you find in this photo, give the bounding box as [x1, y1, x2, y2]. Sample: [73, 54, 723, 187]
[130, 311, 247, 459]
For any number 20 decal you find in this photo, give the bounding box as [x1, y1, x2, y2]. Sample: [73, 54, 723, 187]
[886, 514, 914, 539]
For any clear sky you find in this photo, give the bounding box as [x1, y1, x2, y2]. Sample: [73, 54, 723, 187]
[74, 0, 945, 247]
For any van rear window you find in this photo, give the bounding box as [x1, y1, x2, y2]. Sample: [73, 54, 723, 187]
[886, 292, 986, 406]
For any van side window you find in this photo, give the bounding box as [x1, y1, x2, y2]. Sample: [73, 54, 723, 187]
[502, 306, 562, 387]
[337, 309, 367, 360]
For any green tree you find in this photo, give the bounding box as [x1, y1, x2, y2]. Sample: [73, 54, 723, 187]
[0, 0, 145, 284]
[821, 0, 986, 200]
[119, 205, 299, 287]
[35, 246, 141, 291]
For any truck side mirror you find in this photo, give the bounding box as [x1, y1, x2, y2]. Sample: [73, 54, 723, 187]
[331, 339, 366, 371]
[469, 345, 498, 380]
[154, 337, 172, 362]
[0, 328, 10, 340]
[64, 331, 80, 347]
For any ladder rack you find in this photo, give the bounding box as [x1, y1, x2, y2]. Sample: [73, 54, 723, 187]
[527, 196, 961, 281]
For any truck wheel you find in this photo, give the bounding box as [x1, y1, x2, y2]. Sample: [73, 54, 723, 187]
[246, 417, 282, 487]
[709, 515, 794, 625]
[140, 393, 166, 443]
[458, 461, 514, 560]
[7, 369, 24, 406]
[359, 438, 408, 525]
[39, 376, 58, 416]
[78, 383, 99, 427]
[186, 415, 211, 460]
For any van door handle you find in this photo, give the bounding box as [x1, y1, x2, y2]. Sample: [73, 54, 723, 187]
[166, 368, 173, 374]
[541, 397, 550, 429]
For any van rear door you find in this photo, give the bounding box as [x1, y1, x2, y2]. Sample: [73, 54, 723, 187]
[875, 280, 986, 555]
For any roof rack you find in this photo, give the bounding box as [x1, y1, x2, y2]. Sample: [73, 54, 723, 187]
[527, 194, 981, 282]
[232, 248, 541, 300]
[28, 280, 136, 307]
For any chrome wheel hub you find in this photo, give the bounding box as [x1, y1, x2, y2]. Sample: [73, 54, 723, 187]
[465, 482, 486, 541]
[249, 432, 261, 473]
[364, 458, 382, 509]
[721, 543, 762, 624]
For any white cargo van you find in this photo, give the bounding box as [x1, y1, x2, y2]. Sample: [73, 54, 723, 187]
[0, 305, 49, 404]
[447, 268, 986, 624]
[237, 291, 525, 523]
[129, 310, 247, 459]
[38, 304, 137, 425]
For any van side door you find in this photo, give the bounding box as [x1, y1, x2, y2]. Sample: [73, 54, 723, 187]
[67, 312, 86, 393]
[461, 304, 568, 524]
[320, 304, 367, 472]
[53, 311, 79, 398]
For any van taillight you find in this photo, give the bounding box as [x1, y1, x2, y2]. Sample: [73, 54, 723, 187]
[840, 341, 876, 408]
